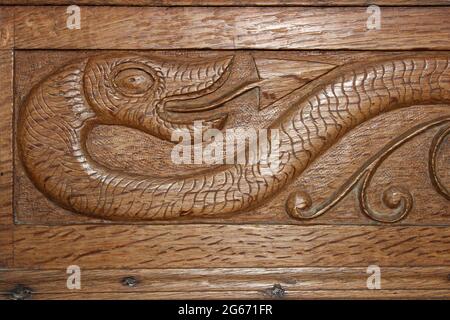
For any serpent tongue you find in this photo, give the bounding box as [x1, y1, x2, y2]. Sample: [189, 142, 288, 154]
[164, 80, 260, 113]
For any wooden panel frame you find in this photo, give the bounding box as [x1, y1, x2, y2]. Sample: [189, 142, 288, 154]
[3, 1, 450, 6]
[0, 7, 13, 49]
[0, 3, 449, 300]
[1, 267, 450, 299]
[13, 6, 450, 50]
[11, 225, 450, 269]
[0, 8, 14, 269]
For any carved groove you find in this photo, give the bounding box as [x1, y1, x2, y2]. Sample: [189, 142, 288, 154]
[429, 125, 450, 200]
[287, 117, 449, 223]
[18, 54, 450, 221]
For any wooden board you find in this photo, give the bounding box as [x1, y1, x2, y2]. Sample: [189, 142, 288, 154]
[3, 1, 450, 6]
[1, 267, 449, 300]
[0, 50, 13, 225]
[1, 2, 449, 300]
[13, 6, 450, 50]
[17, 290, 449, 300]
[12, 225, 450, 268]
[0, 49, 13, 267]
[0, 7, 13, 49]
[0, 226, 13, 268]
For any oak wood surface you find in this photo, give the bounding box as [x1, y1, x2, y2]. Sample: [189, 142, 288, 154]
[0, 227, 13, 268]
[1, 3, 449, 300]
[1, 267, 449, 293]
[13, 6, 450, 50]
[0, 50, 13, 268]
[15, 290, 449, 300]
[3, 1, 450, 6]
[13, 225, 450, 268]
[2, 266, 449, 299]
[0, 8, 13, 49]
[0, 50, 13, 226]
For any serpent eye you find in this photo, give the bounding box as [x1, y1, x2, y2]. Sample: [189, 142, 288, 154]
[113, 68, 154, 96]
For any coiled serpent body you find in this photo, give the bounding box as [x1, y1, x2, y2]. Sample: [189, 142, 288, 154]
[18, 54, 450, 220]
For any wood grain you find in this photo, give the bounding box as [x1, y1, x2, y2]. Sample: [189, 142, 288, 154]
[13, 225, 450, 268]
[0, 226, 13, 268]
[14, 6, 450, 50]
[3, 290, 450, 300]
[31, 290, 450, 300]
[0, 8, 13, 49]
[0, 50, 13, 268]
[3, 1, 450, 6]
[2, 3, 450, 300]
[0, 50, 13, 225]
[1, 267, 449, 294]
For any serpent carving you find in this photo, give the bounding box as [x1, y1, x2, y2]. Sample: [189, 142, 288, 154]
[18, 53, 450, 220]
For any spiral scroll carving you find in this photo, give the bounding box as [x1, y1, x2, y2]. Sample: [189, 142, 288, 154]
[286, 118, 449, 222]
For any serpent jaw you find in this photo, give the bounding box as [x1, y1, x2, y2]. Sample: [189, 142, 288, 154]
[82, 53, 240, 141]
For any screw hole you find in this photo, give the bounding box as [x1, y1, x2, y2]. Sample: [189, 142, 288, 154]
[9, 284, 33, 300]
[264, 283, 285, 299]
[121, 276, 138, 287]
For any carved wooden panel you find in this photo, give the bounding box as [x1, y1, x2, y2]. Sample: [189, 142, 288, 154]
[14, 50, 450, 225]
[1, 3, 450, 300]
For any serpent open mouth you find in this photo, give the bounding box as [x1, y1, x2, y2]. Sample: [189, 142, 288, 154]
[164, 77, 260, 113]
[82, 53, 261, 142]
[159, 55, 261, 134]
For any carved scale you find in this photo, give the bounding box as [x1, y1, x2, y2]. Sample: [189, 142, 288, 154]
[18, 53, 450, 221]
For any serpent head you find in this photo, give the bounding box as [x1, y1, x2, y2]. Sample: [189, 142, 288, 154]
[83, 53, 255, 141]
